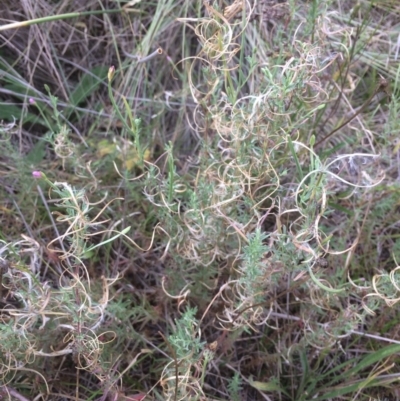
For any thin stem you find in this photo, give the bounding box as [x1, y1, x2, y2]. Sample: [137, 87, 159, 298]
[315, 79, 389, 148]
[122, 47, 163, 64]
[0, 9, 123, 31]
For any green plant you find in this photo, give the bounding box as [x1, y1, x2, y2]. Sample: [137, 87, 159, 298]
[1, 0, 400, 400]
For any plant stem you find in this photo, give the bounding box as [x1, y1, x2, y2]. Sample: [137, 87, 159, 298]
[0, 9, 123, 31]
[315, 79, 389, 148]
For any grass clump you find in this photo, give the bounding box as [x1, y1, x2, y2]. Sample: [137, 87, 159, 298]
[1, 0, 400, 400]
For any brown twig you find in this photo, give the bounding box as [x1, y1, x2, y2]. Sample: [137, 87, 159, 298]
[315, 78, 390, 148]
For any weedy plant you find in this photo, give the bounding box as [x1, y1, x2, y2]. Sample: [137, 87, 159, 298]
[0, 171, 126, 395]
[143, 1, 400, 400]
[1, 0, 400, 400]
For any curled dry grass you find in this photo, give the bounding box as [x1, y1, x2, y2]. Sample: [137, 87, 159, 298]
[1, 0, 400, 400]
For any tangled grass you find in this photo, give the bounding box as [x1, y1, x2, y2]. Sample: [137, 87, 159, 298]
[1, 0, 400, 400]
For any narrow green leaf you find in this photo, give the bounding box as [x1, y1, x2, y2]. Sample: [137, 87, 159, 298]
[345, 344, 400, 377]
[86, 226, 131, 252]
[249, 377, 290, 397]
[313, 376, 389, 401]
[327, 201, 354, 216]
[307, 263, 345, 293]
[26, 140, 46, 165]
[69, 66, 108, 108]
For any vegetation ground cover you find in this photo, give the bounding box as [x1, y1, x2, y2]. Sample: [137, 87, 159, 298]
[0, 0, 400, 400]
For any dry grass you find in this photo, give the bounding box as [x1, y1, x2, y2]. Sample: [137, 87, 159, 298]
[1, 0, 400, 400]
